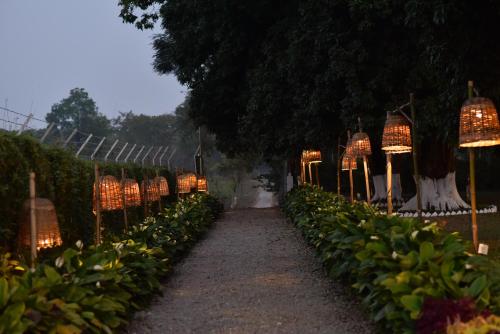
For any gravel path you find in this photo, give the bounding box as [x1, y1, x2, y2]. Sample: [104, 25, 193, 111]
[127, 208, 375, 334]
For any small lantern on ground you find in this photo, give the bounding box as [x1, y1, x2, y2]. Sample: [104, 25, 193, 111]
[94, 175, 123, 211]
[123, 178, 141, 207]
[154, 176, 170, 196]
[19, 198, 62, 250]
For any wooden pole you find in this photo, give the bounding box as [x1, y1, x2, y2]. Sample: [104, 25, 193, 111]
[337, 139, 341, 196]
[314, 163, 320, 187]
[349, 164, 354, 202]
[410, 93, 422, 220]
[363, 156, 371, 204]
[308, 163, 313, 186]
[467, 81, 479, 251]
[29, 172, 37, 267]
[143, 174, 149, 217]
[94, 163, 102, 244]
[387, 153, 393, 215]
[156, 169, 163, 213]
[121, 168, 128, 233]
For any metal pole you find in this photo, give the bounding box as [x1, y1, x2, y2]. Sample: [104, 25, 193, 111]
[104, 139, 119, 161]
[159, 146, 169, 166]
[90, 137, 106, 160]
[467, 81, 479, 251]
[133, 145, 145, 163]
[63, 129, 78, 148]
[17, 113, 33, 135]
[167, 148, 177, 170]
[115, 142, 128, 162]
[40, 123, 55, 143]
[124, 144, 137, 163]
[152, 146, 163, 166]
[141, 146, 154, 167]
[410, 93, 422, 220]
[94, 163, 102, 244]
[387, 153, 393, 215]
[29, 172, 37, 267]
[363, 156, 371, 204]
[75, 133, 93, 157]
[121, 168, 128, 232]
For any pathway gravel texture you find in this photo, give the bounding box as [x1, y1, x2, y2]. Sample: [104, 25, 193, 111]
[127, 208, 375, 334]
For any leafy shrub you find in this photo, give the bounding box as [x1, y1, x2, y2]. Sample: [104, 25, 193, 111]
[447, 314, 500, 334]
[0, 193, 222, 334]
[284, 185, 500, 333]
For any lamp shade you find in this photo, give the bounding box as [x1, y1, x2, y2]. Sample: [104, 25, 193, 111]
[186, 173, 197, 189]
[123, 178, 141, 207]
[382, 114, 412, 154]
[351, 132, 372, 157]
[94, 175, 123, 211]
[154, 176, 170, 196]
[345, 137, 356, 158]
[341, 156, 357, 170]
[141, 180, 160, 202]
[18, 198, 62, 250]
[197, 176, 208, 192]
[459, 97, 500, 147]
[177, 174, 191, 194]
[302, 150, 322, 164]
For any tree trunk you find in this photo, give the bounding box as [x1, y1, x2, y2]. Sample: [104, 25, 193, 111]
[371, 173, 404, 206]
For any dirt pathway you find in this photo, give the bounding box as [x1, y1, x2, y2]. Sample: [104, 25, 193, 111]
[127, 208, 374, 334]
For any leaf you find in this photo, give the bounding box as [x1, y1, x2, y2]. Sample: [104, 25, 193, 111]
[56, 324, 82, 334]
[400, 295, 423, 312]
[44, 266, 62, 285]
[0, 278, 9, 308]
[468, 275, 488, 297]
[419, 242, 435, 262]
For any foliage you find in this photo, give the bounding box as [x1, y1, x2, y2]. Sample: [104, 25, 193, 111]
[284, 185, 500, 333]
[0, 132, 171, 251]
[447, 314, 500, 334]
[0, 193, 222, 334]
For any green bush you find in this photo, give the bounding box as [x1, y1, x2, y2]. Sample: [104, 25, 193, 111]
[0, 193, 222, 334]
[284, 185, 500, 333]
[0, 132, 173, 251]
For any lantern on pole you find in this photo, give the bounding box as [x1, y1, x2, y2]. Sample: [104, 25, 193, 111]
[459, 81, 500, 251]
[302, 150, 322, 186]
[177, 174, 192, 194]
[344, 132, 356, 202]
[19, 198, 63, 250]
[141, 180, 160, 202]
[93, 175, 124, 212]
[351, 118, 372, 204]
[154, 176, 170, 196]
[122, 178, 141, 207]
[197, 175, 208, 192]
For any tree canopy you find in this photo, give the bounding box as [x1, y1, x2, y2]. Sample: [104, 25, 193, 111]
[119, 0, 500, 168]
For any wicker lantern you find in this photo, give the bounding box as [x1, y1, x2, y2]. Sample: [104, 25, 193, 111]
[186, 173, 197, 189]
[341, 156, 357, 170]
[141, 180, 160, 202]
[19, 198, 62, 250]
[345, 137, 356, 158]
[459, 97, 500, 147]
[177, 174, 191, 194]
[351, 132, 372, 157]
[303, 150, 322, 163]
[197, 176, 208, 192]
[154, 176, 170, 196]
[123, 178, 141, 207]
[94, 175, 123, 211]
[382, 113, 412, 154]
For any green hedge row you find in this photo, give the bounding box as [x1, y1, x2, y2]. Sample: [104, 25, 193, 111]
[284, 185, 500, 333]
[0, 193, 223, 334]
[0, 133, 174, 251]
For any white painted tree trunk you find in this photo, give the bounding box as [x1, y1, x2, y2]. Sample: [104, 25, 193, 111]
[400, 172, 469, 211]
[371, 174, 403, 205]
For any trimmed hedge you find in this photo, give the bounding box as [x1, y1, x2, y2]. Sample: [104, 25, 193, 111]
[284, 185, 500, 333]
[0, 132, 174, 251]
[0, 193, 223, 334]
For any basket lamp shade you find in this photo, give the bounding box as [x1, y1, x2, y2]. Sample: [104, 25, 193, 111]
[18, 198, 62, 250]
[351, 132, 372, 157]
[123, 178, 141, 207]
[141, 180, 161, 202]
[93, 175, 123, 212]
[303, 150, 322, 164]
[341, 156, 357, 170]
[459, 97, 500, 147]
[197, 176, 208, 192]
[382, 113, 412, 154]
[185, 173, 197, 189]
[154, 176, 170, 196]
[177, 174, 192, 194]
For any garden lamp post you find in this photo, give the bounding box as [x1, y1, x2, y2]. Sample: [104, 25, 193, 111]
[459, 80, 500, 251]
[351, 117, 372, 204]
[344, 131, 356, 202]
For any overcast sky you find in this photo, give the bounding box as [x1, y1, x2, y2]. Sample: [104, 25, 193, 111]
[0, 0, 185, 127]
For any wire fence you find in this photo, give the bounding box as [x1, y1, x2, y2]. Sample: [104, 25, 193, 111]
[0, 106, 177, 168]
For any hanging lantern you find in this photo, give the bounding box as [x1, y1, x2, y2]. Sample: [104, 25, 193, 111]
[141, 180, 160, 202]
[459, 97, 500, 147]
[351, 132, 372, 157]
[197, 176, 208, 192]
[123, 178, 141, 207]
[341, 156, 357, 170]
[18, 198, 62, 250]
[94, 175, 123, 211]
[177, 174, 191, 194]
[382, 113, 412, 154]
[154, 176, 170, 196]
